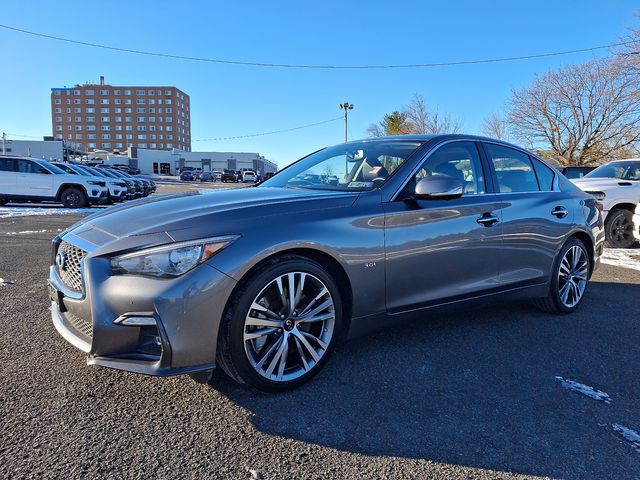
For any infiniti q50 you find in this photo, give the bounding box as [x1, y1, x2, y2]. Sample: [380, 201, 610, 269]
[48, 135, 604, 391]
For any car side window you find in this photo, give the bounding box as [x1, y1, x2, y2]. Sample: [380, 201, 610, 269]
[16, 160, 50, 174]
[0, 158, 16, 172]
[485, 144, 539, 193]
[531, 157, 555, 191]
[410, 141, 485, 195]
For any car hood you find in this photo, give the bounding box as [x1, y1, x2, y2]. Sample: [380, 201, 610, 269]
[571, 177, 638, 190]
[64, 187, 359, 252]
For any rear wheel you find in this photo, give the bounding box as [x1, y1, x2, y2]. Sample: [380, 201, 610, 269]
[0, 198, 7, 206]
[60, 187, 87, 208]
[605, 209, 635, 249]
[534, 237, 590, 314]
[216, 256, 343, 392]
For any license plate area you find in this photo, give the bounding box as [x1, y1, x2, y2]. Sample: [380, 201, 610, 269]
[48, 283, 67, 312]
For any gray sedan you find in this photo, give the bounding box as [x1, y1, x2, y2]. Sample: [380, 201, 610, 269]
[48, 135, 605, 391]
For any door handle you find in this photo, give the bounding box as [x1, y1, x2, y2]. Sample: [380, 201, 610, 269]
[476, 213, 500, 227]
[551, 206, 568, 218]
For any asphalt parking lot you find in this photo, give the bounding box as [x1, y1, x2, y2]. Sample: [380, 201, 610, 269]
[1, 210, 639, 479]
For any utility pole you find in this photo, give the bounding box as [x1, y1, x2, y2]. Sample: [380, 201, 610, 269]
[338, 102, 354, 143]
[1, 132, 6, 155]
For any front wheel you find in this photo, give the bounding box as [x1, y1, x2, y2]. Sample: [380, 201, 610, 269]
[534, 237, 590, 314]
[216, 256, 343, 392]
[605, 209, 635, 249]
[60, 187, 87, 208]
[0, 199, 7, 206]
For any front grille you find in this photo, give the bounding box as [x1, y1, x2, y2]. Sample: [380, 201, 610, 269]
[56, 241, 86, 293]
[62, 311, 93, 339]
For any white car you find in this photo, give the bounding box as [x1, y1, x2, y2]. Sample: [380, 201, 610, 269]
[241, 170, 257, 183]
[51, 162, 127, 203]
[0, 156, 108, 207]
[572, 159, 640, 248]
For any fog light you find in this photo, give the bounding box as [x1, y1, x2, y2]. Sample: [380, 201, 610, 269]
[114, 313, 157, 326]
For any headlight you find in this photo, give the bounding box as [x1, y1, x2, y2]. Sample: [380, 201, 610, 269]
[110, 235, 239, 278]
[88, 180, 106, 186]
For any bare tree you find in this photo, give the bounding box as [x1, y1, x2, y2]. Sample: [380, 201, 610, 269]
[482, 112, 509, 140]
[368, 95, 462, 137]
[506, 57, 640, 165]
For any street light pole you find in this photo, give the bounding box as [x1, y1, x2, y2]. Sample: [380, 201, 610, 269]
[338, 102, 354, 143]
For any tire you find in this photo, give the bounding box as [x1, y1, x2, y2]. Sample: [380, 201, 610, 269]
[60, 187, 88, 208]
[0, 199, 7, 206]
[534, 237, 590, 314]
[216, 255, 343, 392]
[604, 209, 635, 249]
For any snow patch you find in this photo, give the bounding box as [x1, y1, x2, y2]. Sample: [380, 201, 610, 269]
[601, 248, 640, 271]
[612, 424, 640, 453]
[0, 278, 16, 286]
[0, 207, 101, 218]
[555, 376, 612, 404]
[5, 229, 50, 235]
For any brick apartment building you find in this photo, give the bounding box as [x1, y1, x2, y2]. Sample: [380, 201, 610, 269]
[51, 76, 191, 153]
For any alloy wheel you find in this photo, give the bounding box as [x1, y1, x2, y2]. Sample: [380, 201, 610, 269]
[243, 272, 335, 382]
[557, 245, 588, 308]
[611, 215, 632, 245]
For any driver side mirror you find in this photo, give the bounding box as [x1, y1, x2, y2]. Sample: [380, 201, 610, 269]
[413, 176, 464, 200]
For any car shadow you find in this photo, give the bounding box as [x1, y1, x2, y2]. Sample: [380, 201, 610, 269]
[210, 280, 640, 478]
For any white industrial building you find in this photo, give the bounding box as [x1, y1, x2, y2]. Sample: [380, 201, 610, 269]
[1, 138, 277, 176]
[103, 147, 277, 176]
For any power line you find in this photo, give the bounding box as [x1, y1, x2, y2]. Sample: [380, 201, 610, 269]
[0, 23, 634, 70]
[192, 117, 343, 141]
[3, 132, 41, 139]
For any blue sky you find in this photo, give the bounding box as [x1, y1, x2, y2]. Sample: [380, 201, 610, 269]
[0, 1, 637, 167]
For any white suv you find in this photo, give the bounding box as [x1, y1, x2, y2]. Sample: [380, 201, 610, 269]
[51, 162, 127, 203]
[0, 156, 108, 207]
[572, 159, 640, 248]
[241, 169, 257, 183]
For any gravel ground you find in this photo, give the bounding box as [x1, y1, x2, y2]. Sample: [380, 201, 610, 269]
[1, 213, 639, 479]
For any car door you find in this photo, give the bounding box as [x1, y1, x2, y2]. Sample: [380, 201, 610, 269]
[383, 141, 504, 312]
[0, 157, 18, 195]
[16, 159, 54, 196]
[481, 142, 574, 287]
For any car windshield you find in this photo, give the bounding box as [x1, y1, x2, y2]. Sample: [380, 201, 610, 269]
[69, 165, 92, 176]
[584, 161, 640, 181]
[260, 140, 422, 191]
[37, 161, 67, 175]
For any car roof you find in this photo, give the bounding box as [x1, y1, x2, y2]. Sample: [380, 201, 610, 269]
[344, 133, 530, 150]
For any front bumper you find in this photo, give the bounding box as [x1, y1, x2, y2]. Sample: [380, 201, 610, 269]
[48, 236, 237, 377]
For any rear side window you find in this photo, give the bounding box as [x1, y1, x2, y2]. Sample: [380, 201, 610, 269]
[531, 157, 555, 191]
[485, 144, 539, 193]
[0, 158, 17, 172]
[17, 160, 50, 174]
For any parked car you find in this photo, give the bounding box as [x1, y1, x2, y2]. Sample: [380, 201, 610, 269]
[85, 166, 136, 200]
[98, 167, 145, 198]
[180, 171, 195, 181]
[48, 135, 604, 392]
[0, 156, 107, 207]
[221, 169, 239, 183]
[104, 167, 154, 197]
[560, 166, 596, 179]
[264, 172, 275, 180]
[241, 170, 257, 183]
[571, 159, 640, 248]
[199, 172, 216, 182]
[51, 162, 127, 203]
[112, 164, 141, 175]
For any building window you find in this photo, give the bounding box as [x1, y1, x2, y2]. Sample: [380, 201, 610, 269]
[125, 108, 132, 113]
[138, 143, 147, 148]
[149, 126, 156, 132]
[166, 126, 173, 131]
[137, 117, 146, 122]
[137, 134, 147, 140]
[74, 116, 81, 122]
[114, 90, 121, 95]
[54, 90, 61, 96]
[86, 90, 95, 95]
[55, 126, 62, 131]
[74, 99, 81, 104]
[136, 90, 145, 95]
[115, 108, 122, 114]
[126, 134, 133, 140]
[115, 143, 123, 149]
[101, 117, 110, 122]
[125, 99, 132, 105]
[87, 126, 96, 131]
[115, 134, 123, 139]
[55, 99, 61, 104]
[102, 143, 111, 148]
[166, 99, 172, 105]
[124, 90, 131, 95]
[85, 108, 95, 114]
[99, 108, 108, 113]
[137, 108, 146, 113]
[74, 108, 81, 113]
[166, 143, 173, 148]
[87, 116, 95, 122]
[75, 126, 82, 131]
[167, 134, 173, 140]
[115, 125, 122, 131]
[148, 90, 155, 95]
[75, 134, 83, 139]
[102, 134, 111, 139]
[87, 134, 96, 139]
[100, 90, 109, 95]
[55, 108, 62, 113]
[101, 126, 110, 131]
[74, 90, 80, 95]
[125, 126, 132, 131]
[86, 99, 95, 104]
[148, 117, 156, 123]
[100, 99, 109, 105]
[114, 99, 121, 104]
[149, 99, 155, 105]
[137, 126, 147, 131]
[88, 143, 96, 149]
[136, 99, 146, 104]
[166, 108, 172, 113]
[55, 116, 62, 122]
[166, 117, 173, 123]
[164, 90, 171, 95]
